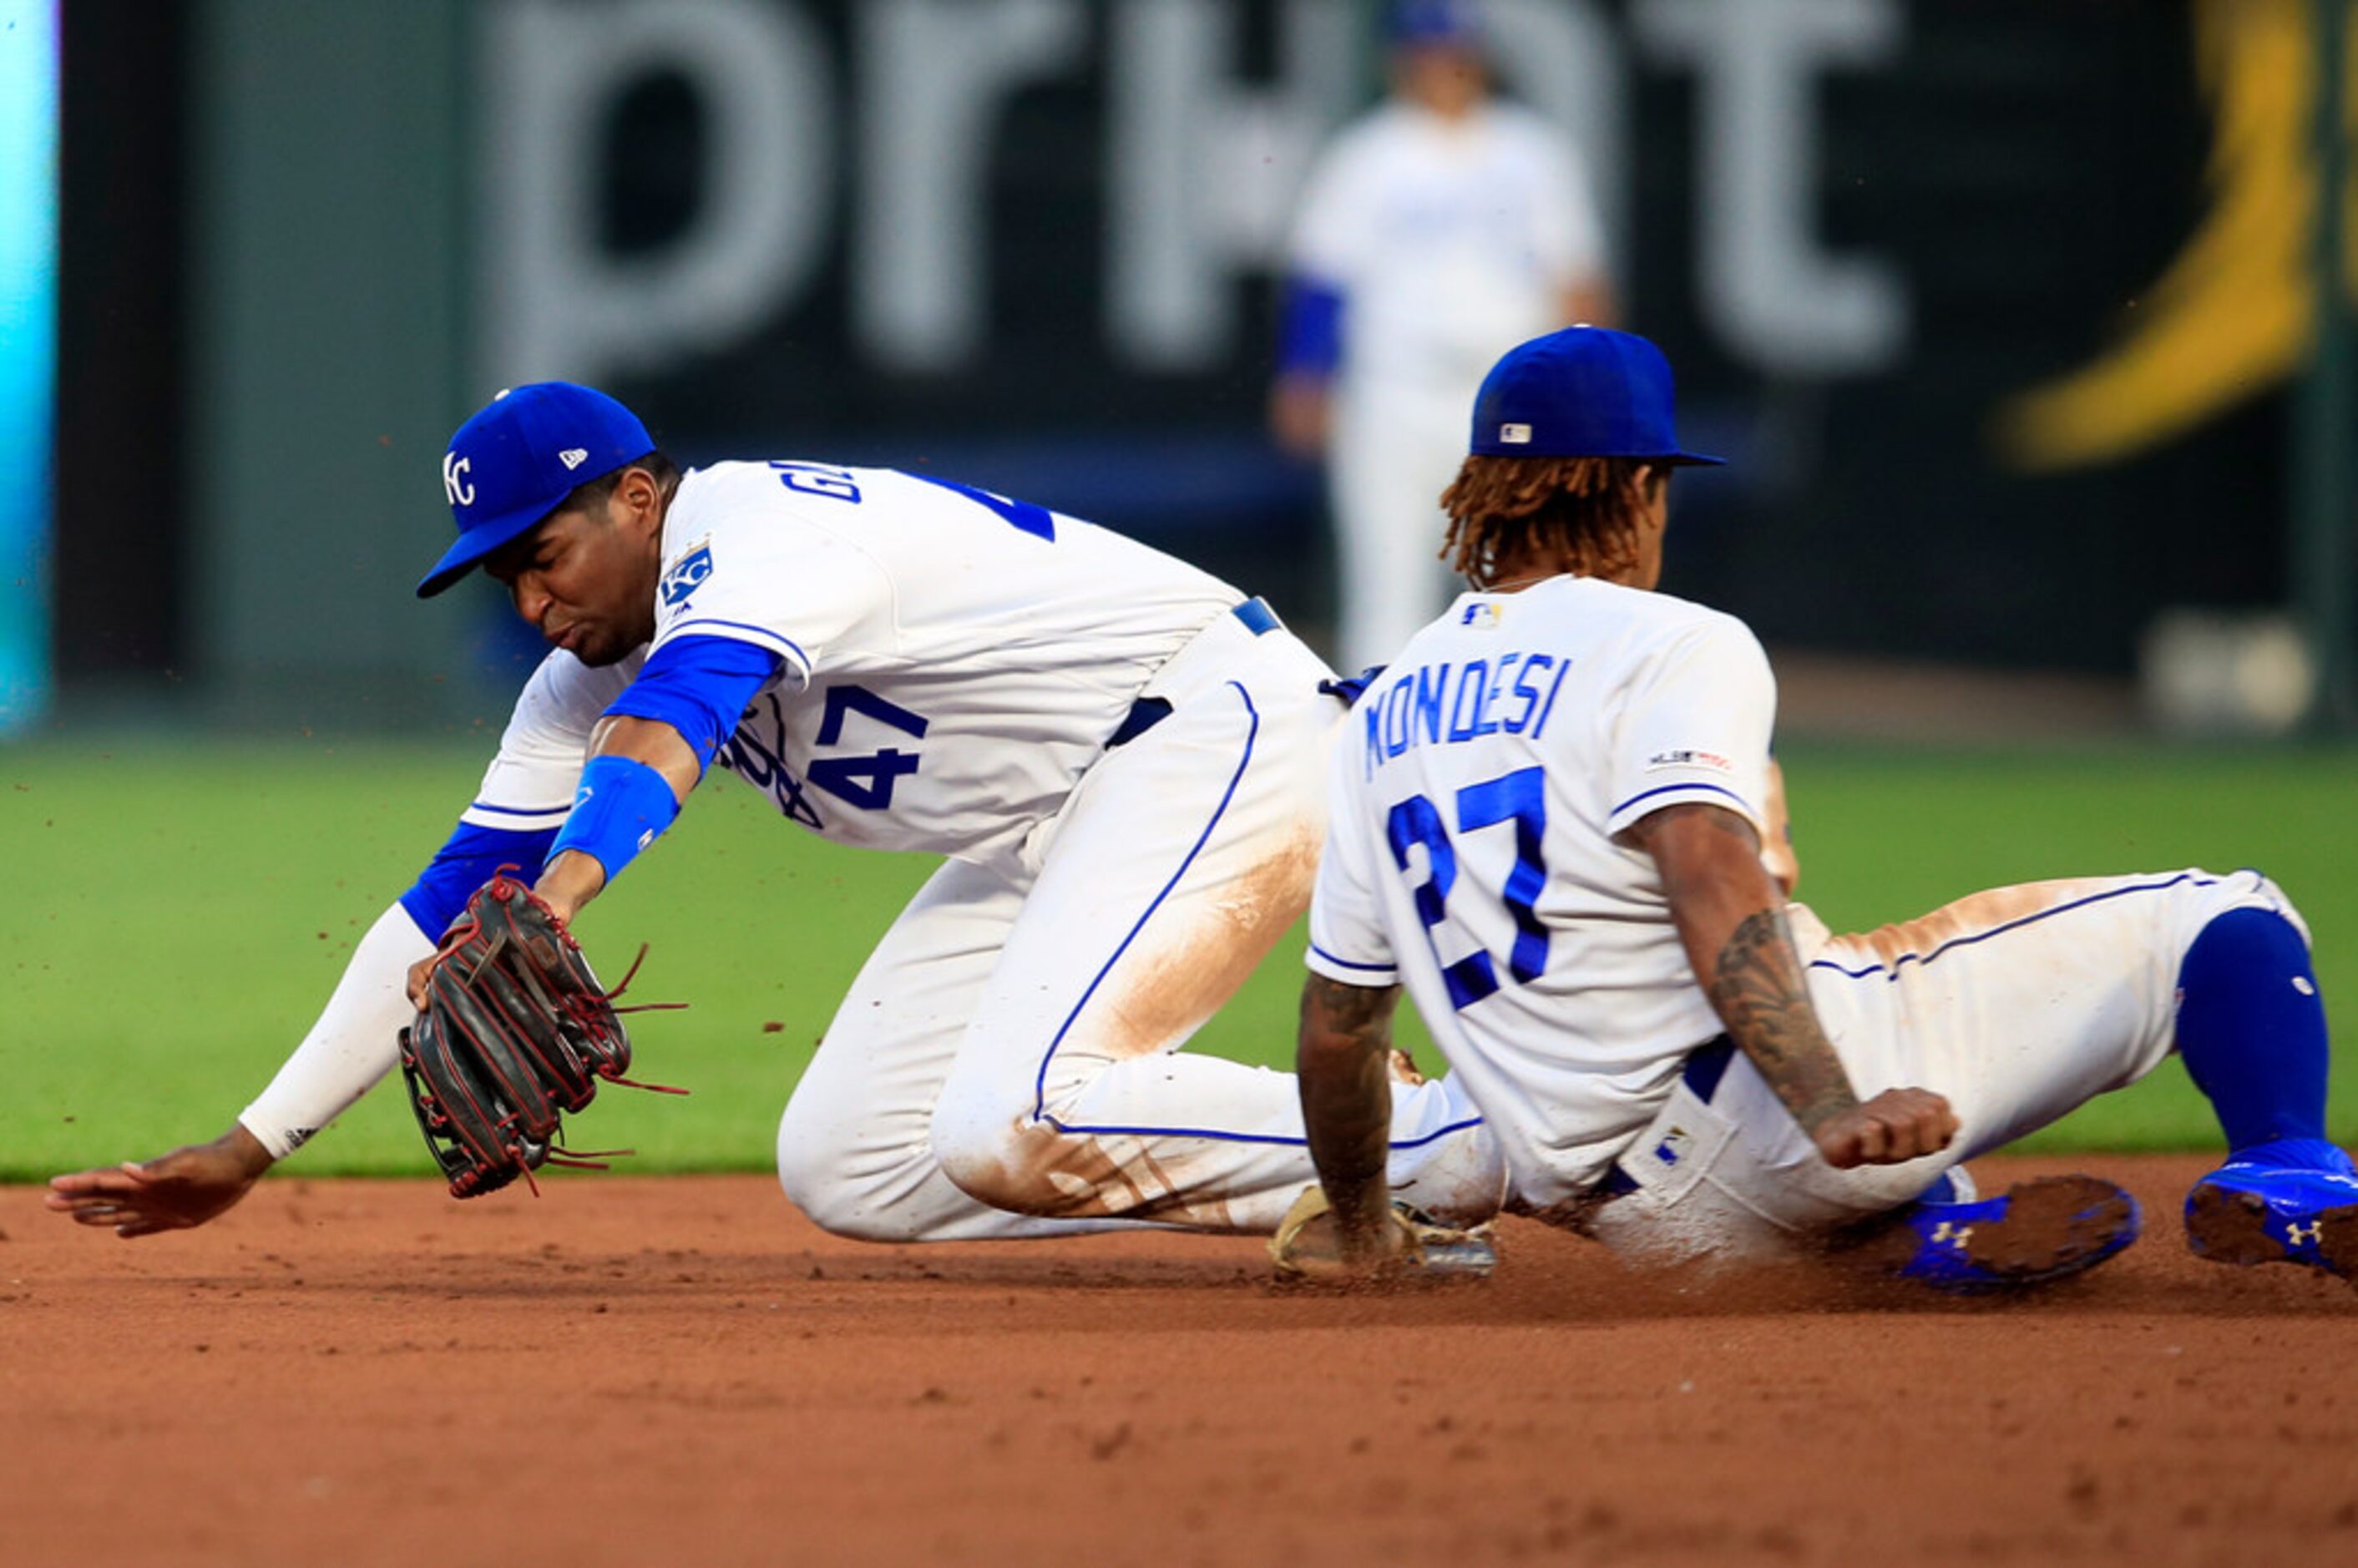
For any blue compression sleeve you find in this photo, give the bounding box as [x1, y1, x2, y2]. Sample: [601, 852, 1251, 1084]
[549, 754, 680, 887]
[398, 822, 559, 941]
[2176, 907, 2330, 1150]
[603, 635, 784, 769]
[1276, 277, 1345, 377]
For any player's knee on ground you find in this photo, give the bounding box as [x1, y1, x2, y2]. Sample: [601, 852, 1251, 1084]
[773, 1100, 938, 1243]
[928, 1093, 1094, 1218]
[923, 1037, 1120, 1216]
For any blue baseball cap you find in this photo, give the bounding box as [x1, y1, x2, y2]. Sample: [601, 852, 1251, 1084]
[417, 381, 656, 598]
[1389, 0, 1483, 48]
[1468, 327, 1723, 465]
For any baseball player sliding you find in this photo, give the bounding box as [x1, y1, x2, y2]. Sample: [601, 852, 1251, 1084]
[1282, 326, 2358, 1290]
[48, 383, 1502, 1242]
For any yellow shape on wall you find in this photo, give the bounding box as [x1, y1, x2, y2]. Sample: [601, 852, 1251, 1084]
[1997, 0, 2358, 473]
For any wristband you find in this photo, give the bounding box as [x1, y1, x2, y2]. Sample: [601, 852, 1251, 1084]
[399, 820, 559, 942]
[549, 755, 681, 886]
[1277, 277, 1345, 377]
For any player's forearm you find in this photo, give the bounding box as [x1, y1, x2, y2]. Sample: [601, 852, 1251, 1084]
[238, 903, 435, 1160]
[1642, 805, 1860, 1136]
[534, 716, 699, 920]
[1699, 907, 1859, 1135]
[588, 713, 701, 798]
[1296, 975, 1400, 1251]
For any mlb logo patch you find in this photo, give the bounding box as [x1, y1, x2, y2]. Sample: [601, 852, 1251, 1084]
[660, 544, 714, 608]
[1653, 1125, 1693, 1167]
[1646, 747, 1734, 775]
[1460, 602, 1500, 630]
[1499, 422, 1532, 445]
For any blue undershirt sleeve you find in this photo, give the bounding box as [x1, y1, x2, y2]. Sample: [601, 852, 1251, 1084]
[1277, 276, 1346, 377]
[398, 822, 559, 942]
[402, 636, 778, 939]
[602, 634, 784, 769]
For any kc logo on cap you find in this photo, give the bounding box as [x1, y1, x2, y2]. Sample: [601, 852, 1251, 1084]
[417, 381, 655, 599]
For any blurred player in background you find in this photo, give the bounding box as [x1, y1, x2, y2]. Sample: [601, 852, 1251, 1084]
[1291, 326, 2358, 1291]
[48, 382, 1502, 1243]
[1270, 0, 1612, 676]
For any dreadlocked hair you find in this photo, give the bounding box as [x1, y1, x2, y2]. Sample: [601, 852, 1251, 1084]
[1438, 455, 1662, 586]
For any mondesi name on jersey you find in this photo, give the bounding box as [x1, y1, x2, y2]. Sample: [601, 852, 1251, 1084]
[1360, 652, 1573, 777]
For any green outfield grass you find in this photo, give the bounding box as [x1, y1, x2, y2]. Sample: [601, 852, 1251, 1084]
[4, 736, 2355, 1182]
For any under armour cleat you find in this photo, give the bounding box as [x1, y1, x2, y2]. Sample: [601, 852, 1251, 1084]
[1861, 1173, 2142, 1293]
[2184, 1139, 2358, 1278]
[1912, 1166, 1977, 1206]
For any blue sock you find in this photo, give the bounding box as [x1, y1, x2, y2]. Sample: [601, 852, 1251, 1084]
[2176, 908, 2330, 1152]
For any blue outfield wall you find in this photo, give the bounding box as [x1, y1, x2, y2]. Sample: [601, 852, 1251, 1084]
[0, 1, 58, 736]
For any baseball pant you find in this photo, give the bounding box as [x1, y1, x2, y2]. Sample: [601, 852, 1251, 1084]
[775, 613, 1504, 1241]
[1584, 867, 2303, 1265]
[1328, 379, 1476, 676]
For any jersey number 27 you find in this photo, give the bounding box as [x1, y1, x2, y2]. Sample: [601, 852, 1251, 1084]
[1388, 766, 1550, 1010]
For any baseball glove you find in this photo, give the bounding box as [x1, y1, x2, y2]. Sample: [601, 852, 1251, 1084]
[399, 874, 678, 1199]
[1268, 1185, 1499, 1283]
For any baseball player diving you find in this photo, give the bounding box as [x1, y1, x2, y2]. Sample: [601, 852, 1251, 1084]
[48, 382, 1502, 1242]
[1278, 325, 2358, 1291]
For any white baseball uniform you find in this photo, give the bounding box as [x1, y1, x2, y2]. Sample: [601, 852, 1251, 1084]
[1286, 100, 1606, 673]
[241, 462, 1502, 1237]
[1307, 574, 2304, 1262]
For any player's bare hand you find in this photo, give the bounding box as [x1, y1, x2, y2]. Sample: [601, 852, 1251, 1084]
[45, 1125, 274, 1237]
[1811, 1088, 1958, 1170]
[1272, 1206, 1410, 1283]
[1268, 374, 1333, 459]
[406, 949, 440, 1008]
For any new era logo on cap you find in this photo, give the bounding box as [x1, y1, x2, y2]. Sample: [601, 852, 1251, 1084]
[559, 448, 589, 470]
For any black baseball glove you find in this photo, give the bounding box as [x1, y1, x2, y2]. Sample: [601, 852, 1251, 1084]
[399, 874, 670, 1199]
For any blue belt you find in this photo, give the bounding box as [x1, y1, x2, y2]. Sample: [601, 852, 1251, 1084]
[1598, 1035, 1734, 1197]
[1231, 595, 1282, 636]
[1106, 599, 1281, 749]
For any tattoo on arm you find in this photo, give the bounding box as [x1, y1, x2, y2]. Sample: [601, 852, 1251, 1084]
[1642, 804, 1862, 1138]
[1303, 973, 1397, 1039]
[1297, 975, 1399, 1232]
[1705, 908, 1859, 1133]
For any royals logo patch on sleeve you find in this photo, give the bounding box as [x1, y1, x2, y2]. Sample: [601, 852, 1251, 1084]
[660, 543, 715, 608]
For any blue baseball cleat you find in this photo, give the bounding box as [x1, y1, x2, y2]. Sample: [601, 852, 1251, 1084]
[2183, 1139, 2358, 1278]
[1859, 1173, 2142, 1293]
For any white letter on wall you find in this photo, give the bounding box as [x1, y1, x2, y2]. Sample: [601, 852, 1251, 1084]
[479, 0, 835, 385]
[1106, 0, 1357, 372]
[1485, 0, 1629, 308]
[1637, 0, 1907, 376]
[855, 0, 1086, 372]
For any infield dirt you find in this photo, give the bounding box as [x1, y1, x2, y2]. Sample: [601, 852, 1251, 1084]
[5, 1154, 2355, 1566]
